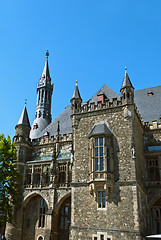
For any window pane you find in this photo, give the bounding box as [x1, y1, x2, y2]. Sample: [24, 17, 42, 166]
[98, 191, 102, 197]
[102, 198, 106, 208]
[95, 158, 99, 171]
[100, 138, 103, 146]
[107, 148, 109, 157]
[42, 215, 45, 228]
[100, 158, 104, 171]
[100, 235, 104, 240]
[107, 158, 110, 171]
[61, 217, 64, 229]
[100, 147, 103, 157]
[65, 217, 68, 229]
[65, 206, 68, 215]
[102, 191, 106, 197]
[95, 148, 98, 157]
[95, 138, 98, 146]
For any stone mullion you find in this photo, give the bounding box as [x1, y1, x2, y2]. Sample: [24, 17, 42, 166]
[31, 165, 34, 187]
[37, 90, 39, 105]
[40, 89, 42, 103]
[103, 137, 106, 172]
[40, 164, 43, 187]
[66, 162, 69, 186]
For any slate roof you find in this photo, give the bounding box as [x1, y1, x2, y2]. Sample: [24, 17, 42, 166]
[134, 86, 161, 123]
[88, 84, 120, 104]
[30, 84, 161, 140]
[40, 50, 51, 82]
[120, 72, 134, 90]
[71, 84, 82, 99]
[89, 122, 113, 137]
[38, 105, 72, 138]
[17, 106, 30, 127]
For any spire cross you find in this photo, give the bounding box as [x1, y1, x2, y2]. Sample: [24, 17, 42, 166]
[125, 67, 127, 73]
[76, 80, 78, 86]
[25, 99, 27, 105]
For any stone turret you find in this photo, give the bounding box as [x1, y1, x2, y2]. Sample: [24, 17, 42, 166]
[15, 104, 30, 140]
[14, 104, 31, 164]
[120, 68, 134, 105]
[70, 81, 82, 114]
[30, 50, 53, 139]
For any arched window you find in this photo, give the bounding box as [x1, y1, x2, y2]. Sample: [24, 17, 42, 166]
[38, 199, 47, 228]
[152, 198, 161, 234]
[38, 236, 43, 240]
[59, 198, 71, 231]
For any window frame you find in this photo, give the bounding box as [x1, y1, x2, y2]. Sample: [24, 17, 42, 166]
[38, 199, 47, 228]
[97, 189, 106, 210]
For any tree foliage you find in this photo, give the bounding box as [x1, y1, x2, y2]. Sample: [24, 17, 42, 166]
[0, 134, 21, 230]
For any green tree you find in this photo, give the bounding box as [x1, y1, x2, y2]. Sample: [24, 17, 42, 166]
[0, 134, 21, 231]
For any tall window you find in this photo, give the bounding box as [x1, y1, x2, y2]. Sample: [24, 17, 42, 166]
[94, 137, 104, 171]
[97, 190, 106, 209]
[147, 158, 160, 181]
[38, 199, 47, 228]
[59, 198, 71, 231]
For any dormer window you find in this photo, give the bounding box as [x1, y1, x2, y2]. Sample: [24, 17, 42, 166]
[33, 123, 38, 130]
[97, 94, 105, 104]
[147, 90, 153, 96]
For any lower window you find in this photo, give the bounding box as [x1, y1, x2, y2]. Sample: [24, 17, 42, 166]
[97, 191, 106, 209]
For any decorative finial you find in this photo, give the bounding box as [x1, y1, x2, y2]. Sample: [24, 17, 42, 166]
[25, 99, 27, 105]
[46, 49, 49, 58]
[76, 80, 78, 86]
[125, 67, 127, 73]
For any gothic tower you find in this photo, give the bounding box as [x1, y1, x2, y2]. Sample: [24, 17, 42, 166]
[30, 50, 53, 139]
[120, 67, 134, 105]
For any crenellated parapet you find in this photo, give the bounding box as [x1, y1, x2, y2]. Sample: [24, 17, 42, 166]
[144, 120, 161, 130]
[31, 133, 73, 146]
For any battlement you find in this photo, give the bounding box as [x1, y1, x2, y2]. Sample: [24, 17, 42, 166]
[144, 120, 161, 130]
[31, 133, 73, 145]
[79, 98, 122, 113]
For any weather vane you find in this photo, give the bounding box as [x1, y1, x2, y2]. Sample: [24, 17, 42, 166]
[46, 49, 49, 58]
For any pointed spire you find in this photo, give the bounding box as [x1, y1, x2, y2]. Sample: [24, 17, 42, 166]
[71, 80, 82, 100]
[40, 49, 51, 83]
[120, 67, 134, 91]
[17, 105, 30, 127]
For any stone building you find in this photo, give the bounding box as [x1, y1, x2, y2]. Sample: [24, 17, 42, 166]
[5, 51, 161, 240]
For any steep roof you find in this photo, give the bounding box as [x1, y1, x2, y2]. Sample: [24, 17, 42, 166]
[88, 84, 120, 104]
[89, 122, 113, 137]
[134, 86, 161, 123]
[40, 50, 51, 82]
[38, 105, 72, 138]
[17, 106, 30, 127]
[71, 84, 82, 100]
[120, 72, 134, 90]
[30, 84, 161, 140]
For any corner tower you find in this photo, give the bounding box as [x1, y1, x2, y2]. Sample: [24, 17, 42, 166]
[30, 50, 53, 139]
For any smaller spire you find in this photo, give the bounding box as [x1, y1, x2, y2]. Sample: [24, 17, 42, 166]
[40, 49, 51, 82]
[17, 105, 30, 127]
[120, 68, 134, 91]
[71, 81, 82, 100]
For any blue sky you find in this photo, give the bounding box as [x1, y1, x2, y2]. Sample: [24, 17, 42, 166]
[0, 0, 161, 138]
